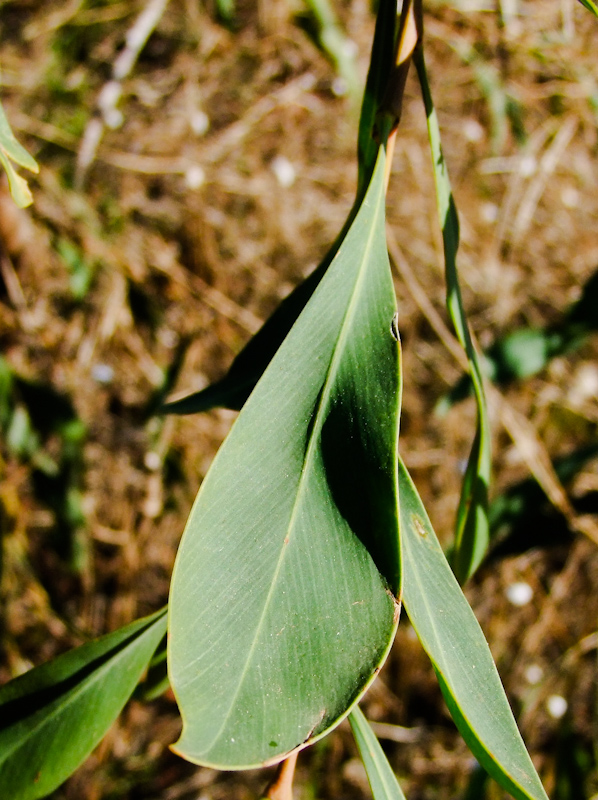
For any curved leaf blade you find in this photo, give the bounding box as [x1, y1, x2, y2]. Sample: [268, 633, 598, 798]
[0, 608, 167, 800]
[349, 706, 408, 800]
[398, 458, 549, 800]
[168, 149, 402, 770]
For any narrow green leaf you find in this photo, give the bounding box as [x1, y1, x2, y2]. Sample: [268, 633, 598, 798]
[399, 457, 549, 800]
[349, 706, 408, 800]
[413, 48, 491, 584]
[578, 0, 598, 17]
[0, 608, 167, 800]
[0, 101, 38, 208]
[134, 635, 170, 701]
[0, 103, 38, 172]
[168, 149, 402, 770]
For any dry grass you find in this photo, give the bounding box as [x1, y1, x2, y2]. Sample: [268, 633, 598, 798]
[0, 0, 597, 798]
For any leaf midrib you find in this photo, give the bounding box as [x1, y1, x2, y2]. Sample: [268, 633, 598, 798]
[203, 186, 385, 757]
[0, 612, 166, 770]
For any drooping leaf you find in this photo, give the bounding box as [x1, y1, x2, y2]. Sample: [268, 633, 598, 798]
[0, 607, 167, 800]
[349, 706, 408, 800]
[0, 101, 38, 208]
[168, 149, 402, 770]
[414, 48, 491, 584]
[398, 457, 549, 800]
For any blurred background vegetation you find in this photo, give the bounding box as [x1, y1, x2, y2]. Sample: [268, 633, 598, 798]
[0, 0, 597, 798]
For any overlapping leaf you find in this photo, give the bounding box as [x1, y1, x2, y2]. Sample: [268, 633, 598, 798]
[0, 608, 167, 800]
[349, 706, 407, 800]
[399, 458, 549, 800]
[168, 149, 402, 770]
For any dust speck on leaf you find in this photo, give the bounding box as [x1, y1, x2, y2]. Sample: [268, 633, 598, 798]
[411, 514, 427, 538]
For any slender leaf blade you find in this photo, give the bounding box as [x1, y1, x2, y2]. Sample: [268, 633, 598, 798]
[0, 102, 38, 172]
[0, 608, 167, 800]
[0, 102, 38, 208]
[349, 706, 408, 800]
[168, 149, 402, 770]
[399, 457, 549, 800]
[414, 48, 491, 584]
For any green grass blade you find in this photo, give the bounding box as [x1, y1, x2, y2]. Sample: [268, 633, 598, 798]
[578, 0, 598, 17]
[168, 149, 402, 770]
[0, 607, 167, 800]
[399, 457, 549, 800]
[349, 706, 408, 800]
[413, 48, 491, 584]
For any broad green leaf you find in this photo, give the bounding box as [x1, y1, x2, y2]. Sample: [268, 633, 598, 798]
[168, 149, 402, 770]
[0, 101, 38, 208]
[398, 457, 549, 800]
[578, 0, 598, 17]
[349, 706, 408, 800]
[0, 607, 167, 800]
[414, 48, 491, 584]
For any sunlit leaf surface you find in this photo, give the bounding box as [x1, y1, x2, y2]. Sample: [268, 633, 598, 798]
[399, 458, 549, 800]
[0, 608, 167, 800]
[168, 150, 402, 769]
